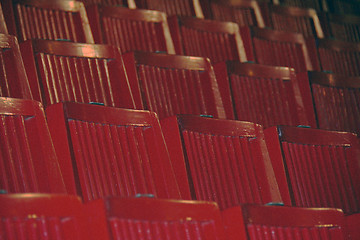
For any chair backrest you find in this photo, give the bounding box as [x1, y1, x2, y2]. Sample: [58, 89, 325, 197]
[89, 197, 227, 240]
[213, 62, 316, 128]
[269, 4, 324, 38]
[123, 51, 230, 119]
[0, 3, 8, 34]
[134, 0, 204, 18]
[276, 0, 325, 12]
[86, 5, 175, 54]
[326, 0, 360, 15]
[240, 26, 319, 73]
[3, 0, 94, 43]
[45, 101, 181, 201]
[299, 71, 360, 134]
[317, 39, 360, 77]
[223, 204, 346, 240]
[19, 39, 135, 109]
[0, 97, 66, 193]
[321, 14, 360, 43]
[79, 0, 129, 6]
[168, 16, 247, 63]
[160, 115, 282, 210]
[264, 125, 360, 214]
[203, 0, 266, 28]
[0, 34, 32, 99]
[0, 194, 109, 240]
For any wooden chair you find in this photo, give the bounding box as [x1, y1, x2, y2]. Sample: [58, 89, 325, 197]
[222, 204, 346, 240]
[160, 115, 282, 210]
[123, 51, 230, 119]
[269, 4, 324, 38]
[264, 125, 360, 215]
[275, 0, 326, 12]
[0, 2, 8, 34]
[79, 0, 131, 7]
[326, 0, 360, 15]
[0, 194, 110, 240]
[317, 38, 360, 77]
[86, 5, 175, 53]
[0, 34, 32, 99]
[320, 13, 360, 43]
[87, 197, 228, 240]
[0, 97, 66, 193]
[2, 0, 94, 43]
[240, 26, 320, 73]
[213, 62, 316, 128]
[45, 101, 182, 201]
[168, 16, 247, 63]
[201, 0, 266, 28]
[298, 71, 360, 134]
[19, 39, 135, 108]
[134, 0, 204, 18]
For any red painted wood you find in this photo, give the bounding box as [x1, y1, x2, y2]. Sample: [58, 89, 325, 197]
[240, 26, 319, 73]
[168, 15, 247, 63]
[0, 34, 32, 99]
[86, 5, 175, 54]
[213, 62, 316, 128]
[301, 71, 360, 134]
[265, 126, 360, 215]
[123, 51, 230, 119]
[88, 197, 227, 240]
[223, 204, 346, 240]
[0, 194, 110, 240]
[46, 102, 182, 201]
[161, 115, 282, 210]
[321, 13, 360, 43]
[134, 0, 203, 18]
[19, 39, 135, 109]
[326, 0, 360, 15]
[317, 38, 360, 77]
[0, 3, 8, 34]
[0, 97, 66, 193]
[202, 0, 265, 28]
[269, 4, 324, 38]
[276, 0, 324, 12]
[80, 0, 127, 6]
[5, 0, 94, 43]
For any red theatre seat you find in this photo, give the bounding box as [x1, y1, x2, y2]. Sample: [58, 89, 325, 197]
[320, 13, 360, 43]
[80, 0, 129, 6]
[19, 39, 135, 109]
[0, 3, 8, 34]
[0, 194, 110, 240]
[86, 5, 175, 54]
[240, 26, 320, 73]
[161, 115, 282, 210]
[269, 4, 324, 38]
[0, 97, 66, 193]
[213, 62, 316, 128]
[87, 197, 229, 240]
[317, 38, 360, 77]
[275, 0, 325, 12]
[222, 204, 346, 240]
[134, 0, 204, 18]
[123, 51, 230, 119]
[265, 125, 360, 215]
[45, 102, 182, 201]
[0, 34, 32, 99]
[168, 16, 247, 63]
[2, 0, 94, 43]
[298, 71, 360, 134]
[201, 0, 266, 28]
[326, 0, 360, 15]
